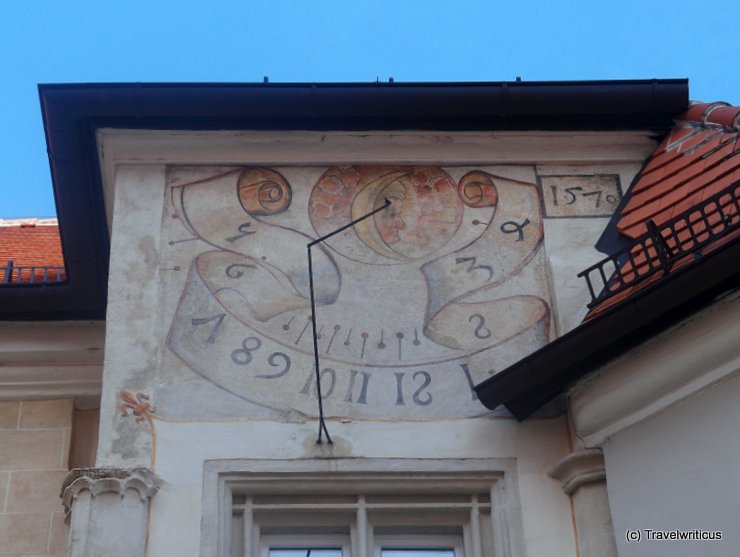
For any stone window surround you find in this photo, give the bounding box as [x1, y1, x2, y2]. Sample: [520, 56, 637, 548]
[201, 458, 526, 557]
[259, 533, 464, 557]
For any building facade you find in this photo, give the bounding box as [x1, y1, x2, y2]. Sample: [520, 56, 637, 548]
[1, 80, 737, 557]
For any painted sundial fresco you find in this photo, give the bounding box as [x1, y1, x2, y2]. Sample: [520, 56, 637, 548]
[165, 165, 552, 419]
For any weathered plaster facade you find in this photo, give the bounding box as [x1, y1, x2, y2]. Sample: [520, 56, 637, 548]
[81, 129, 651, 556]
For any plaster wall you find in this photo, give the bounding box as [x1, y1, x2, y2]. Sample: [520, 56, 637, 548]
[149, 417, 573, 557]
[96, 131, 654, 557]
[603, 369, 740, 557]
[538, 162, 641, 334]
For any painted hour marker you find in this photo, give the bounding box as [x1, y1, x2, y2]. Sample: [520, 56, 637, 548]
[344, 369, 371, 405]
[360, 332, 369, 359]
[326, 325, 341, 354]
[378, 330, 386, 350]
[413, 329, 421, 346]
[317, 325, 324, 339]
[396, 332, 404, 360]
[282, 316, 295, 331]
[295, 316, 311, 345]
[168, 237, 198, 245]
[344, 328, 353, 346]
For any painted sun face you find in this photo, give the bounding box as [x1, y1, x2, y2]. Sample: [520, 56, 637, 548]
[309, 166, 464, 263]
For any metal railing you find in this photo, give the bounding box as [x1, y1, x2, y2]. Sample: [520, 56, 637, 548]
[579, 180, 740, 308]
[1, 260, 66, 285]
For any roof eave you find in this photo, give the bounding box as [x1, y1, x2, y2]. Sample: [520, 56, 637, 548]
[0, 79, 689, 320]
[38, 79, 688, 132]
[474, 236, 740, 420]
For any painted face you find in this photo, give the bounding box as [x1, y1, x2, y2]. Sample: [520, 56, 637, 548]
[309, 166, 464, 264]
[374, 183, 407, 245]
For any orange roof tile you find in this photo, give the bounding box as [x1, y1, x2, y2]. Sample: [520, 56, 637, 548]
[585, 102, 740, 319]
[617, 103, 740, 238]
[0, 219, 66, 284]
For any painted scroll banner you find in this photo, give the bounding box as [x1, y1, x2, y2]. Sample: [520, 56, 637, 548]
[167, 257, 550, 419]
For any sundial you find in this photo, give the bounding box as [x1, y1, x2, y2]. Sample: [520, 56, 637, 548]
[166, 165, 551, 420]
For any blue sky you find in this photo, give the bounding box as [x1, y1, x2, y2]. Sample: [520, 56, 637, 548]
[2, 0, 738, 218]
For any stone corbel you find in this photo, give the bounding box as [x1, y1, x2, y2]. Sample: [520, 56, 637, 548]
[61, 468, 161, 557]
[547, 448, 606, 495]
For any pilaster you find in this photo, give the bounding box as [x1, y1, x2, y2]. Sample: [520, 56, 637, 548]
[61, 468, 161, 557]
[549, 449, 616, 557]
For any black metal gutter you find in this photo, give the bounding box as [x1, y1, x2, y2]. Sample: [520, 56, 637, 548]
[37, 79, 688, 131]
[0, 79, 688, 319]
[474, 235, 740, 420]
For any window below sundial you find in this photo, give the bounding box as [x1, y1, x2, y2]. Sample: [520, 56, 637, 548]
[232, 492, 479, 557]
[212, 463, 512, 557]
[257, 536, 462, 557]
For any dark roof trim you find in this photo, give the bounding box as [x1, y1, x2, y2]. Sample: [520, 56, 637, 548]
[39, 79, 688, 132]
[1, 79, 688, 319]
[594, 152, 652, 256]
[474, 236, 740, 420]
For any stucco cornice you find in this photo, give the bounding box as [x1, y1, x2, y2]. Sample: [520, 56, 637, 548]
[570, 291, 740, 446]
[0, 321, 103, 404]
[96, 129, 657, 233]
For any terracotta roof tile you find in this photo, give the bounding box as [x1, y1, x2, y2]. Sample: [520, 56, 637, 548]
[668, 187, 706, 218]
[584, 102, 740, 320]
[632, 129, 721, 194]
[0, 219, 66, 284]
[615, 106, 740, 238]
[682, 102, 740, 127]
[626, 132, 730, 204]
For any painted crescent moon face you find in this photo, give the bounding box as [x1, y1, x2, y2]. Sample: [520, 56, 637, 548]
[309, 166, 464, 264]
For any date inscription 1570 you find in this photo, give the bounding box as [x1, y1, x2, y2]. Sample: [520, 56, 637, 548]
[540, 174, 622, 218]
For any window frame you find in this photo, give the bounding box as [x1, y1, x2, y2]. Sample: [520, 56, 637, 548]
[260, 534, 351, 557]
[373, 534, 465, 557]
[201, 458, 525, 557]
